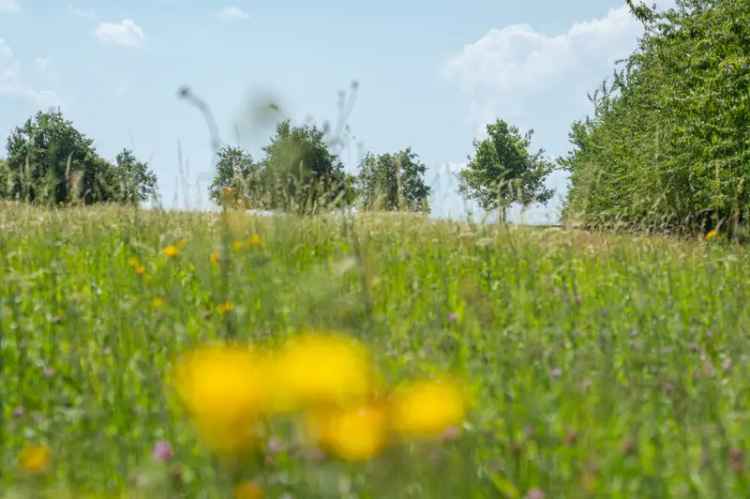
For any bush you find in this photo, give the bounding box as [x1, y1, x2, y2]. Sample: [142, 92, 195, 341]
[563, 0, 750, 233]
[4, 111, 158, 205]
[357, 148, 431, 212]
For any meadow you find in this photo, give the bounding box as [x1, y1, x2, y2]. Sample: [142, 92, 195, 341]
[1, 203, 750, 498]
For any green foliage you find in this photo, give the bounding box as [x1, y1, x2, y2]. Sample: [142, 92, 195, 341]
[112, 150, 159, 204]
[208, 146, 261, 206]
[459, 119, 553, 221]
[563, 0, 750, 233]
[3, 111, 158, 205]
[357, 148, 431, 212]
[262, 120, 353, 213]
[210, 121, 354, 213]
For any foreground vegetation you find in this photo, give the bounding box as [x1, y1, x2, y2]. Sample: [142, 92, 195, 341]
[1, 204, 750, 497]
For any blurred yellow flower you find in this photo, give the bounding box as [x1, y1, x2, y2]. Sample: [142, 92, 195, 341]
[234, 481, 264, 499]
[705, 229, 719, 241]
[163, 245, 180, 258]
[307, 403, 388, 462]
[210, 249, 221, 266]
[272, 333, 374, 411]
[233, 234, 264, 253]
[19, 444, 51, 474]
[151, 297, 166, 310]
[173, 345, 270, 455]
[217, 301, 235, 315]
[389, 379, 466, 439]
[247, 234, 263, 248]
[134, 265, 146, 276]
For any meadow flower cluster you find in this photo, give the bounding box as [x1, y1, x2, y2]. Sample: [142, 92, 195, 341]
[171, 333, 468, 465]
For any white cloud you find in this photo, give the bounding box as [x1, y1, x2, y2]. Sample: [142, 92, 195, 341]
[0, 0, 20, 13]
[217, 6, 250, 22]
[445, 6, 645, 132]
[95, 19, 145, 48]
[0, 38, 60, 108]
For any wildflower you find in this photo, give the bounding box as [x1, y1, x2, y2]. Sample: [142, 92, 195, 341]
[247, 234, 263, 248]
[151, 297, 166, 310]
[389, 378, 467, 439]
[233, 234, 264, 253]
[526, 489, 546, 499]
[128, 256, 141, 268]
[19, 444, 51, 474]
[234, 481, 264, 499]
[163, 245, 180, 258]
[705, 229, 719, 241]
[134, 265, 146, 276]
[152, 440, 174, 462]
[210, 249, 221, 266]
[217, 301, 235, 315]
[272, 333, 374, 411]
[307, 403, 388, 462]
[172, 345, 270, 455]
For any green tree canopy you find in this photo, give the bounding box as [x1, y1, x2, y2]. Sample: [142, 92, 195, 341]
[459, 119, 553, 221]
[262, 120, 353, 213]
[357, 148, 431, 212]
[209, 146, 261, 207]
[563, 0, 750, 233]
[4, 111, 158, 205]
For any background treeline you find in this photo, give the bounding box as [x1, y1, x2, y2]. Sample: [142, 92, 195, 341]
[563, 0, 750, 234]
[0, 112, 158, 205]
[209, 120, 433, 214]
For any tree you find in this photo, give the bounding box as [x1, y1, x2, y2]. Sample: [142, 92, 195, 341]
[459, 119, 553, 222]
[6, 111, 101, 204]
[261, 120, 353, 213]
[3, 111, 158, 205]
[112, 149, 158, 204]
[209, 146, 261, 207]
[563, 0, 750, 233]
[357, 148, 431, 212]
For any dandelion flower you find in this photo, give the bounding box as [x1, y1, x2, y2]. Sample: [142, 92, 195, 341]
[307, 403, 388, 462]
[272, 333, 374, 411]
[217, 301, 235, 315]
[210, 249, 221, 266]
[173, 345, 270, 455]
[163, 245, 180, 258]
[705, 229, 719, 241]
[389, 378, 466, 439]
[19, 444, 51, 474]
[234, 481, 264, 499]
[134, 265, 146, 276]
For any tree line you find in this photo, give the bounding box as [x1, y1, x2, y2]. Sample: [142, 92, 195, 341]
[562, 0, 750, 234]
[0, 110, 553, 217]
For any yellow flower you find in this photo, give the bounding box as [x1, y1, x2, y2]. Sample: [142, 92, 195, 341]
[247, 234, 263, 248]
[272, 333, 375, 411]
[217, 301, 235, 315]
[134, 265, 146, 276]
[705, 229, 719, 241]
[232, 234, 264, 253]
[210, 249, 221, 266]
[234, 481, 264, 499]
[151, 297, 166, 310]
[172, 345, 270, 455]
[163, 245, 180, 258]
[19, 444, 51, 474]
[127, 256, 141, 268]
[307, 403, 388, 462]
[389, 379, 466, 439]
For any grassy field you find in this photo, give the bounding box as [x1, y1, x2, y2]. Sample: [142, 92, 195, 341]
[1, 204, 750, 498]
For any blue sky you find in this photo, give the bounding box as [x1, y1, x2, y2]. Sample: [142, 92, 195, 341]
[0, 0, 674, 219]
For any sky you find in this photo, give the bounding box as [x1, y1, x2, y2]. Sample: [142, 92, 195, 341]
[0, 0, 675, 221]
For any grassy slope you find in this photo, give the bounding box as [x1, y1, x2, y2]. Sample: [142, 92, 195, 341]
[1, 204, 749, 498]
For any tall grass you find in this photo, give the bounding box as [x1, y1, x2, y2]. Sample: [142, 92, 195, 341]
[1, 203, 750, 497]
